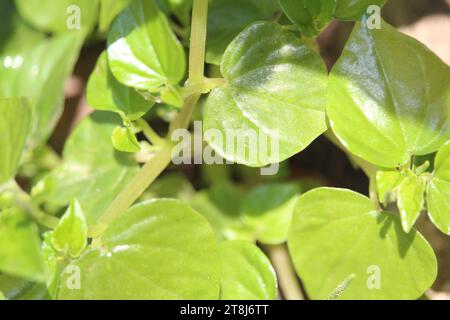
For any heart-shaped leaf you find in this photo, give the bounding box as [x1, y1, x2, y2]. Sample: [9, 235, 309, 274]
[0, 98, 31, 184]
[219, 241, 277, 300]
[327, 20, 450, 168]
[427, 142, 450, 235]
[107, 0, 186, 92]
[204, 22, 328, 167]
[288, 188, 437, 299]
[57, 199, 221, 299]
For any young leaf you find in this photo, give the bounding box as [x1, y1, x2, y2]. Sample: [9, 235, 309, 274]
[58, 199, 221, 299]
[0, 98, 31, 184]
[0, 31, 83, 146]
[52, 201, 88, 258]
[107, 0, 186, 92]
[99, 0, 132, 32]
[219, 241, 277, 300]
[397, 174, 426, 233]
[279, 0, 336, 36]
[241, 183, 300, 245]
[206, 0, 279, 65]
[334, 0, 386, 21]
[204, 22, 328, 167]
[15, 0, 99, 34]
[327, 20, 450, 168]
[288, 188, 437, 300]
[111, 126, 141, 153]
[0, 208, 46, 283]
[376, 169, 407, 205]
[87, 51, 154, 121]
[427, 142, 450, 235]
[33, 112, 139, 224]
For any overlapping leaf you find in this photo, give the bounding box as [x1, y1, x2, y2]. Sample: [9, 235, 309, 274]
[58, 199, 221, 299]
[327, 20, 450, 168]
[288, 188, 437, 299]
[335, 0, 387, 20]
[107, 0, 186, 92]
[204, 22, 328, 167]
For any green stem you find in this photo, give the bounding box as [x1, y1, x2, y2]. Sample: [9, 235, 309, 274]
[94, 0, 209, 232]
[136, 119, 165, 146]
[266, 244, 304, 300]
[188, 0, 208, 85]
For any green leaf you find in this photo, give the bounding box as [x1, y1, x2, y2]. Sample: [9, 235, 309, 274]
[0, 31, 83, 146]
[0, 208, 46, 283]
[376, 169, 407, 205]
[288, 188, 437, 299]
[58, 199, 221, 299]
[204, 22, 328, 167]
[15, 0, 99, 34]
[219, 241, 277, 300]
[87, 51, 154, 121]
[190, 183, 253, 242]
[427, 142, 450, 235]
[279, 0, 336, 36]
[99, 0, 132, 32]
[241, 183, 300, 245]
[206, 0, 279, 65]
[107, 0, 186, 92]
[0, 98, 32, 184]
[335, 0, 386, 20]
[33, 112, 139, 224]
[52, 200, 88, 258]
[111, 126, 141, 153]
[327, 20, 450, 168]
[397, 174, 426, 233]
[143, 173, 195, 202]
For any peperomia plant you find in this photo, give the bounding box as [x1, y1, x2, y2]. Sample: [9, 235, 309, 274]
[0, 0, 449, 300]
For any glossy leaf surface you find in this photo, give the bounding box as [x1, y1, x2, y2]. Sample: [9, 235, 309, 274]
[288, 188, 437, 299]
[397, 174, 426, 233]
[58, 199, 221, 299]
[107, 0, 186, 92]
[204, 22, 328, 167]
[327, 20, 450, 168]
[219, 241, 277, 300]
